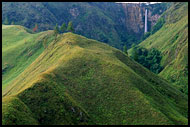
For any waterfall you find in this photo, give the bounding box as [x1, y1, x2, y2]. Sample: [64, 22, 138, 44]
[145, 9, 147, 33]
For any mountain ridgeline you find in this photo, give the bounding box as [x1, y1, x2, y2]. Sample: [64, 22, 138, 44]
[2, 2, 188, 125]
[2, 2, 169, 49]
[2, 25, 188, 125]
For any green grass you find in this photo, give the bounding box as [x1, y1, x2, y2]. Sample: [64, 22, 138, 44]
[129, 2, 188, 94]
[2, 27, 188, 125]
[2, 25, 55, 89]
[2, 96, 39, 125]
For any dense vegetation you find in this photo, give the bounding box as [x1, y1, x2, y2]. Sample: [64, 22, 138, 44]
[2, 25, 188, 125]
[130, 45, 163, 74]
[140, 17, 165, 42]
[150, 2, 171, 15]
[138, 2, 188, 94]
[2, 2, 168, 49]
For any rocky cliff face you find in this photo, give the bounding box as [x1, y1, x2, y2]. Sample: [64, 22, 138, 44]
[120, 3, 166, 38]
[121, 3, 144, 36]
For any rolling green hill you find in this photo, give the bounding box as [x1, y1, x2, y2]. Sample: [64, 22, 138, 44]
[2, 25, 188, 125]
[137, 2, 188, 94]
[2, 25, 55, 90]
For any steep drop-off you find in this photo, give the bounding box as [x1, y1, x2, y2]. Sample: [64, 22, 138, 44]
[139, 2, 188, 94]
[2, 25, 188, 125]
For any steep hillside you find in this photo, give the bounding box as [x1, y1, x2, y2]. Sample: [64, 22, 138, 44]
[2, 25, 55, 89]
[138, 2, 188, 94]
[2, 27, 188, 125]
[2, 2, 168, 49]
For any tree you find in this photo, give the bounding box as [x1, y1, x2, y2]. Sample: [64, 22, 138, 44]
[131, 44, 138, 61]
[131, 46, 163, 74]
[60, 23, 66, 33]
[123, 45, 128, 55]
[4, 17, 9, 25]
[54, 24, 59, 39]
[33, 24, 38, 32]
[43, 37, 48, 49]
[11, 21, 15, 25]
[67, 21, 74, 32]
[131, 43, 136, 49]
[133, 49, 138, 61]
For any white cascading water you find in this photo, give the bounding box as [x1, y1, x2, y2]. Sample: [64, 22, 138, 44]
[145, 9, 147, 33]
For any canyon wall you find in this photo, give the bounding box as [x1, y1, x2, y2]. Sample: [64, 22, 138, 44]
[120, 3, 165, 38]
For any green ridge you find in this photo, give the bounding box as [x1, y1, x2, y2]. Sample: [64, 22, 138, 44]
[2, 26, 188, 125]
[2, 25, 55, 89]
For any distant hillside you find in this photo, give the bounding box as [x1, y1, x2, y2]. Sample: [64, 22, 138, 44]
[2, 2, 168, 49]
[2, 25, 187, 125]
[137, 2, 188, 94]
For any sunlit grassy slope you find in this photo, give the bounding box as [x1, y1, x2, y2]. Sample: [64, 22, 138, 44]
[2, 27, 188, 125]
[2, 25, 55, 89]
[131, 2, 188, 94]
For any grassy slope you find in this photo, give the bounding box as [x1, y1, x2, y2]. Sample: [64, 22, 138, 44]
[2, 28, 187, 125]
[2, 96, 39, 125]
[131, 2, 188, 94]
[2, 25, 55, 89]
